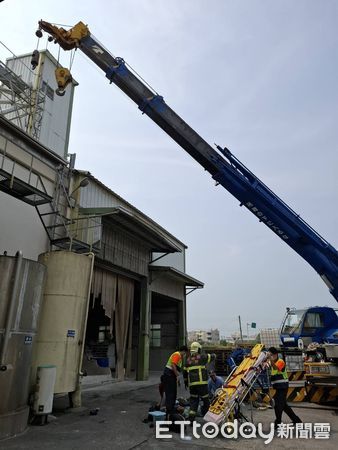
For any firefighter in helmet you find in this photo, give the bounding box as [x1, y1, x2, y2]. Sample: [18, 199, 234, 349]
[183, 341, 216, 422]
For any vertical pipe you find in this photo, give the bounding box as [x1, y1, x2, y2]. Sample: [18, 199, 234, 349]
[137, 277, 150, 381]
[238, 315, 243, 343]
[0, 251, 23, 369]
[77, 252, 95, 375]
[71, 252, 95, 408]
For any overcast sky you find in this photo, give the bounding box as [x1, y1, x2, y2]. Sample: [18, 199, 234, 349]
[1, 0, 337, 337]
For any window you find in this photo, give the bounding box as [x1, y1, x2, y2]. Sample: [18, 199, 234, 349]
[150, 324, 161, 347]
[41, 80, 54, 101]
[281, 309, 306, 334]
[98, 325, 110, 343]
[303, 313, 324, 333]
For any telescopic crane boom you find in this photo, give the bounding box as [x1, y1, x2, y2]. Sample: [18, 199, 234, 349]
[36, 20, 338, 301]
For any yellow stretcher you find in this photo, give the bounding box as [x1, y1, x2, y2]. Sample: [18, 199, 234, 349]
[204, 344, 269, 425]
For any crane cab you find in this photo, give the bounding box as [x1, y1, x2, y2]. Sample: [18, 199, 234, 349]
[280, 306, 338, 348]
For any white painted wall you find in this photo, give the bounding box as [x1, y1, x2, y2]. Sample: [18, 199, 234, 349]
[0, 192, 48, 260]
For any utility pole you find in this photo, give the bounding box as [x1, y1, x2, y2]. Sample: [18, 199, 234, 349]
[238, 315, 243, 342]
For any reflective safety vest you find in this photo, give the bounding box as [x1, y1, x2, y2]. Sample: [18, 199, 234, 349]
[184, 353, 212, 387]
[166, 351, 183, 371]
[270, 358, 288, 388]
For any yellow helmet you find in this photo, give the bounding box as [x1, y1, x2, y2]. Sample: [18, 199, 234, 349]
[190, 341, 202, 354]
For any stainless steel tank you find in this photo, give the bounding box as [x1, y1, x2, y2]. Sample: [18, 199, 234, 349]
[0, 252, 46, 440]
[32, 251, 94, 395]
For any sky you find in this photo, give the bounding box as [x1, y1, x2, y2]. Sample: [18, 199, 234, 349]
[1, 0, 337, 337]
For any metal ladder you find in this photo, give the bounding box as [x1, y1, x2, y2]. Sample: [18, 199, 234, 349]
[35, 166, 72, 246]
[35, 166, 95, 252]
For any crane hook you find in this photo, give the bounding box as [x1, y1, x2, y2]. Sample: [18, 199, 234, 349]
[54, 67, 72, 96]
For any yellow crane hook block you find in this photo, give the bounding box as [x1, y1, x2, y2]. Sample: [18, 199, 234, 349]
[55, 67, 72, 96]
[204, 344, 268, 425]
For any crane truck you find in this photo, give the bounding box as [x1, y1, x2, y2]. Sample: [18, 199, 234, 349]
[35, 21, 338, 371]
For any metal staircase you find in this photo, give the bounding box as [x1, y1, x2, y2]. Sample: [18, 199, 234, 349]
[35, 166, 72, 247]
[35, 166, 99, 253]
[0, 132, 98, 253]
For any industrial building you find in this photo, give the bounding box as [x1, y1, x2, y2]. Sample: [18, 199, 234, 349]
[0, 47, 203, 374]
[69, 168, 204, 377]
[0, 49, 203, 438]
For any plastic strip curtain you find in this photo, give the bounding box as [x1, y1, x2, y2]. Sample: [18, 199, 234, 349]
[90, 267, 117, 333]
[114, 276, 134, 380]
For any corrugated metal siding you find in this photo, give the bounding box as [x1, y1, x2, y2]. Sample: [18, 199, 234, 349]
[73, 215, 102, 246]
[150, 275, 184, 301]
[101, 226, 149, 276]
[80, 182, 186, 253]
[6, 56, 34, 85]
[79, 182, 131, 210]
[38, 55, 74, 158]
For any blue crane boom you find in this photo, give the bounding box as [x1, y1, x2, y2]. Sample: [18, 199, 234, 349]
[37, 21, 338, 301]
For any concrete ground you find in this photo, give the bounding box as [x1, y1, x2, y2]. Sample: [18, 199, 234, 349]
[1, 374, 337, 450]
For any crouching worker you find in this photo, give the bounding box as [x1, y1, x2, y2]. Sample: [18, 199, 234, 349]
[184, 342, 216, 423]
[208, 370, 224, 399]
[267, 347, 302, 427]
[162, 346, 188, 419]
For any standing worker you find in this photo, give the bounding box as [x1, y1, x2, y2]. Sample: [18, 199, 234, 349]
[162, 345, 188, 418]
[267, 347, 302, 427]
[184, 342, 216, 423]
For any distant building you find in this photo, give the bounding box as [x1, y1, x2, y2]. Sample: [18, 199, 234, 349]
[188, 328, 220, 345]
[227, 332, 258, 343]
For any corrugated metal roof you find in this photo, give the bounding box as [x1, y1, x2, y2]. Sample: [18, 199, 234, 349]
[79, 206, 182, 253]
[75, 169, 187, 249]
[149, 265, 204, 288]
